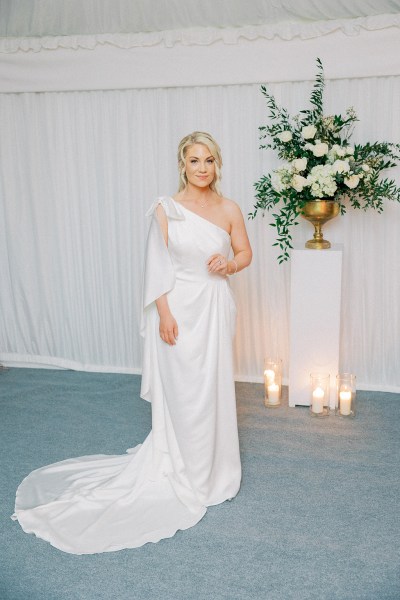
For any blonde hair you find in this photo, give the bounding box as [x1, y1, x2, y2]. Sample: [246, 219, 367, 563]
[177, 131, 223, 195]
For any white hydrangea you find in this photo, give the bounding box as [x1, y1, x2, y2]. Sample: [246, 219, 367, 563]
[306, 165, 337, 198]
[271, 167, 292, 192]
[271, 172, 285, 192]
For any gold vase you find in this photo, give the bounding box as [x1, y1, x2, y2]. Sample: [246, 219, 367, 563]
[301, 200, 340, 249]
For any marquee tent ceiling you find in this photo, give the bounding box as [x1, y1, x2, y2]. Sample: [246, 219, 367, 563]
[1, 0, 399, 92]
[1, 0, 400, 39]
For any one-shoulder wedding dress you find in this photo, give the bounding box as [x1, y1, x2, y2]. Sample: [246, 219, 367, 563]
[11, 196, 241, 554]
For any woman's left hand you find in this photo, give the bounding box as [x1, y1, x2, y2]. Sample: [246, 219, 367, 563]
[207, 254, 228, 276]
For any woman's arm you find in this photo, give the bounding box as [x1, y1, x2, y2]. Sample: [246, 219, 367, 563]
[154, 204, 179, 345]
[155, 204, 168, 245]
[228, 203, 252, 273]
[208, 201, 252, 275]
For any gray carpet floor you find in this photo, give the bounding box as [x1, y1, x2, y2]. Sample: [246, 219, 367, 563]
[1, 368, 399, 600]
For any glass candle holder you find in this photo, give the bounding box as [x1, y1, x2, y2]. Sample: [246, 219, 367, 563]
[336, 373, 356, 417]
[264, 358, 282, 408]
[310, 373, 330, 417]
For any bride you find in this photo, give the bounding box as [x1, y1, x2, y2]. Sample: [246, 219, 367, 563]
[12, 131, 252, 554]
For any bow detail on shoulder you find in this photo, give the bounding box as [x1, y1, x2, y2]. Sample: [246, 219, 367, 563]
[145, 196, 185, 220]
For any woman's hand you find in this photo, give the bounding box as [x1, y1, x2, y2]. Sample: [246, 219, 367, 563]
[207, 254, 229, 276]
[159, 311, 179, 345]
[155, 294, 178, 345]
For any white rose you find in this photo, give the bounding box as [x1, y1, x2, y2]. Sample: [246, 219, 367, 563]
[277, 130, 292, 143]
[292, 158, 308, 172]
[312, 143, 329, 157]
[302, 125, 317, 140]
[344, 175, 360, 189]
[362, 164, 370, 172]
[291, 174, 309, 192]
[345, 146, 354, 155]
[332, 159, 350, 174]
[336, 147, 346, 157]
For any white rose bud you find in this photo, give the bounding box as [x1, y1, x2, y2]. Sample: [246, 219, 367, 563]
[345, 146, 354, 155]
[332, 159, 350, 174]
[277, 130, 293, 143]
[292, 158, 308, 172]
[336, 147, 346, 157]
[362, 164, 370, 172]
[312, 143, 329, 157]
[302, 125, 317, 139]
[344, 175, 360, 189]
[291, 174, 309, 192]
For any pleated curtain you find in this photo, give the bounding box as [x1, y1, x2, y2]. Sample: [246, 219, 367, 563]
[1, 76, 399, 390]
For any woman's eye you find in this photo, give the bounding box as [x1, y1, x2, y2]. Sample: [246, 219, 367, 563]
[207, 159, 214, 164]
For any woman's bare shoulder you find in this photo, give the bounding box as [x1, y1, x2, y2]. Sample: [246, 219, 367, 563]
[220, 197, 243, 218]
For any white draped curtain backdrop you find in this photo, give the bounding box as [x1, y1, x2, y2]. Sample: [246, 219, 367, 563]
[0, 1, 400, 391]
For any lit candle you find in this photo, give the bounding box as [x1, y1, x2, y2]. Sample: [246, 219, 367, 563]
[267, 383, 280, 405]
[339, 390, 352, 416]
[312, 387, 324, 414]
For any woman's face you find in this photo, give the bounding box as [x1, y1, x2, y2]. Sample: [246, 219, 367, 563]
[184, 143, 215, 188]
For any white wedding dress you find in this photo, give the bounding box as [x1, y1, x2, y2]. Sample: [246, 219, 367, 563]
[11, 196, 241, 554]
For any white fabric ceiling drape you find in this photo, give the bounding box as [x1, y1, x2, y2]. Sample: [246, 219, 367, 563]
[1, 78, 399, 391]
[1, 0, 400, 39]
[1, 27, 400, 93]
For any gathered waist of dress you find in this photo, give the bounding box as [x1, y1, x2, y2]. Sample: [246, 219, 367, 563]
[174, 271, 230, 286]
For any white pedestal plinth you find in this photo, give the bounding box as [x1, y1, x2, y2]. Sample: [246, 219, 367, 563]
[289, 245, 343, 408]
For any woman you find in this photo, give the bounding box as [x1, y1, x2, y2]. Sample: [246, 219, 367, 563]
[12, 132, 252, 554]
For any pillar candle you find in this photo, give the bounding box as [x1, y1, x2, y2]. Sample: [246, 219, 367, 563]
[312, 387, 324, 414]
[267, 383, 280, 405]
[339, 390, 352, 416]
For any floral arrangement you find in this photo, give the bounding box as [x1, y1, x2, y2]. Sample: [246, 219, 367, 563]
[250, 58, 400, 262]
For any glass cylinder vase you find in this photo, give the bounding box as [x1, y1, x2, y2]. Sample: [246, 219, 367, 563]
[310, 373, 330, 417]
[264, 358, 282, 408]
[336, 373, 356, 417]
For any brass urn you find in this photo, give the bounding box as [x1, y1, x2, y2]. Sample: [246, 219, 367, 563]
[301, 200, 340, 249]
